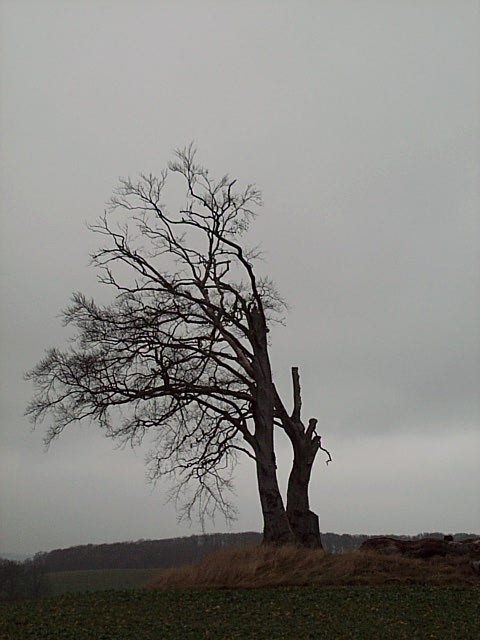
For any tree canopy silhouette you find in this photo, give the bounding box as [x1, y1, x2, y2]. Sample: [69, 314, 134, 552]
[26, 145, 330, 547]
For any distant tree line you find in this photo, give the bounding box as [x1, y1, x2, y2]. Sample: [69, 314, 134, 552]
[30, 531, 477, 574]
[33, 532, 261, 573]
[0, 559, 46, 601]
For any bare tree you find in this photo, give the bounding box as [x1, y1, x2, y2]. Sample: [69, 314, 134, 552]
[26, 145, 330, 546]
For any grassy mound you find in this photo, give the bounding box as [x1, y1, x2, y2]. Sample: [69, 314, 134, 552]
[147, 544, 479, 589]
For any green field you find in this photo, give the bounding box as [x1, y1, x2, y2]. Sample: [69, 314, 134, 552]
[44, 568, 160, 595]
[1, 585, 478, 640]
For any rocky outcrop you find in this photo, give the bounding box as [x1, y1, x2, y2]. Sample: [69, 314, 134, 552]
[360, 536, 480, 561]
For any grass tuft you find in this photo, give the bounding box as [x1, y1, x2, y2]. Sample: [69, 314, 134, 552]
[147, 544, 479, 589]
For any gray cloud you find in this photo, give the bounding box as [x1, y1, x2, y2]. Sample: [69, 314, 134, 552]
[1, 1, 479, 555]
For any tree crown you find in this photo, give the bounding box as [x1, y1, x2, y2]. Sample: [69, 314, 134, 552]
[26, 146, 286, 522]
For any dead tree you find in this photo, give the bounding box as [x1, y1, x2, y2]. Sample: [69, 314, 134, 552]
[26, 145, 330, 546]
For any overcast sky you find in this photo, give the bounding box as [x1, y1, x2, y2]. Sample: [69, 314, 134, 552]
[1, 1, 479, 557]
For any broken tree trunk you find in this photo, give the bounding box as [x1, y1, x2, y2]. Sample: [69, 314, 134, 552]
[275, 367, 331, 548]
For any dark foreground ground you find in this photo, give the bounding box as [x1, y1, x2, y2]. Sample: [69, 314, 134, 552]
[1, 585, 479, 640]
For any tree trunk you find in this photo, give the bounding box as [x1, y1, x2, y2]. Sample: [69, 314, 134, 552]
[286, 434, 322, 548]
[255, 445, 296, 545]
[252, 388, 295, 545]
[275, 368, 328, 549]
[250, 308, 295, 545]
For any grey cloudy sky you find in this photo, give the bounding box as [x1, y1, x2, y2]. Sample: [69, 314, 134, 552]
[1, 1, 479, 556]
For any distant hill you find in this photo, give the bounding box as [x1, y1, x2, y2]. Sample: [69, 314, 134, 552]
[33, 531, 478, 573]
[35, 532, 261, 573]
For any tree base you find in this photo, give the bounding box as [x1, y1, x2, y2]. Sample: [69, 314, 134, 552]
[287, 509, 323, 549]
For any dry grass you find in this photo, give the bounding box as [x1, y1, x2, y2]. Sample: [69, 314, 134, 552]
[147, 544, 479, 590]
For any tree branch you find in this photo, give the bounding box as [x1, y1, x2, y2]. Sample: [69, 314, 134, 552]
[291, 366, 302, 423]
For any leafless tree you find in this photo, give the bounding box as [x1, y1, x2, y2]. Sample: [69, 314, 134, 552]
[26, 145, 330, 546]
